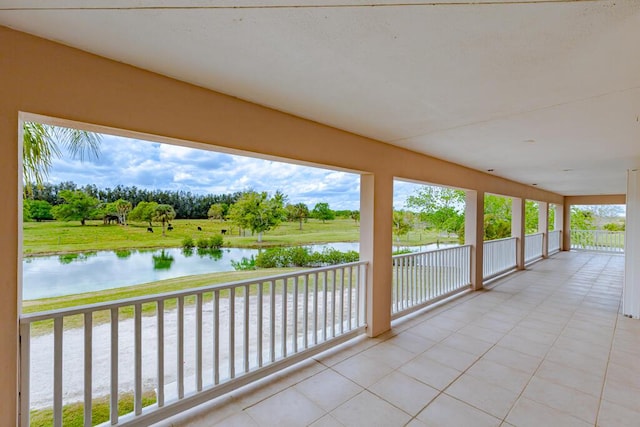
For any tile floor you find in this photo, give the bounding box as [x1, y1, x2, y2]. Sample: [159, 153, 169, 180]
[157, 251, 640, 427]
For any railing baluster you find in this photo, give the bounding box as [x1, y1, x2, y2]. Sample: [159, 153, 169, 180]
[257, 283, 263, 367]
[322, 272, 328, 342]
[293, 276, 299, 353]
[339, 269, 345, 334]
[20, 322, 31, 427]
[157, 300, 165, 407]
[313, 273, 318, 345]
[196, 293, 203, 391]
[177, 296, 184, 399]
[270, 280, 276, 362]
[84, 312, 92, 425]
[53, 317, 63, 427]
[110, 308, 118, 424]
[229, 288, 235, 378]
[134, 304, 142, 415]
[330, 270, 336, 338]
[282, 279, 287, 358]
[244, 285, 250, 374]
[347, 267, 353, 330]
[303, 275, 309, 348]
[213, 290, 220, 385]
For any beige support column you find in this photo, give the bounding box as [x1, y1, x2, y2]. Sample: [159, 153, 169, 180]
[623, 169, 640, 318]
[512, 197, 525, 270]
[0, 108, 19, 424]
[360, 173, 393, 337]
[465, 190, 484, 291]
[554, 204, 564, 250]
[539, 201, 549, 258]
[563, 199, 572, 251]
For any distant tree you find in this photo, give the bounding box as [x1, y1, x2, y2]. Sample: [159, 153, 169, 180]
[114, 199, 132, 225]
[483, 194, 512, 240]
[525, 200, 539, 234]
[311, 202, 335, 223]
[153, 204, 176, 236]
[286, 203, 310, 230]
[51, 190, 100, 225]
[570, 207, 597, 231]
[24, 199, 54, 222]
[129, 201, 159, 227]
[228, 191, 286, 242]
[208, 203, 226, 221]
[406, 186, 465, 243]
[350, 210, 360, 224]
[393, 210, 413, 242]
[603, 221, 625, 231]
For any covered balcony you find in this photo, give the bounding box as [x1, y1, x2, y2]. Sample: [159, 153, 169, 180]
[1, 1, 640, 426]
[160, 251, 634, 427]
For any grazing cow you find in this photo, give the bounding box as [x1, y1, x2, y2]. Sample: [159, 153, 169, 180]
[197, 226, 202, 231]
[221, 229, 227, 235]
[167, 225, 174, 231]
[147, 227, 153, 233]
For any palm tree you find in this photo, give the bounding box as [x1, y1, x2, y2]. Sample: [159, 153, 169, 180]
[153, 204, 176, 236]
[22, 122, 102, 192]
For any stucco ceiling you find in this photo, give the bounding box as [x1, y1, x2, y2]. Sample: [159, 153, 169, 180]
[2, 0, 640, 196]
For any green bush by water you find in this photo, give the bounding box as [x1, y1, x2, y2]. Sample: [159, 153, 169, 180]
[253, 247, 359, 269]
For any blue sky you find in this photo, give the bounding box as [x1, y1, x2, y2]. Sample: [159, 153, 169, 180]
[50, 134, 420, 210]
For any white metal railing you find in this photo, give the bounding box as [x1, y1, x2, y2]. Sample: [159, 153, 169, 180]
[548, 230, 561, 254]
[483, 237, 517, 280]
[19, 262, 367, 426]
[524, 232, 544, 263]
[571, 229, 624, 253]
[391, 245, 471, 318]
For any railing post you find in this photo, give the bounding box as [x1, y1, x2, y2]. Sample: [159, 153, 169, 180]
[465, 190, 484, 290]
[512, 198, 525, 270]
[539, 201, 549, 258]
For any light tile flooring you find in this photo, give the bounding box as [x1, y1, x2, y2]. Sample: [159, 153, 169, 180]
[157, 252, 640, 427]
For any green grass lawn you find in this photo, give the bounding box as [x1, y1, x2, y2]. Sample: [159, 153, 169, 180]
[23, 218, 455, 256]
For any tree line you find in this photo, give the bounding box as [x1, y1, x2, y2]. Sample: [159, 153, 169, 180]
[23, 183, 360, 242]
[26, 181, 244, 219]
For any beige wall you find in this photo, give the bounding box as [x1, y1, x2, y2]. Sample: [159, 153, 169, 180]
[566, 195, 626, 205]
[1, 26, 569, 423]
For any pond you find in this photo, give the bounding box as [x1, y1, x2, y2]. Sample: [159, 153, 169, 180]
[22, 242, 455, 300]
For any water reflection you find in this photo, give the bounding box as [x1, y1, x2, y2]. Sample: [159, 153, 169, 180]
[152, 250, 175, 270]
[58, 252, 97, 265]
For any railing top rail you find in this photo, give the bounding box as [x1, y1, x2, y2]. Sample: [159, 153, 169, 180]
[525, 232, 544, 237]
[483, 236, 517, 244]
[391, 244, 471, 260]
[21, 261, 369, 323]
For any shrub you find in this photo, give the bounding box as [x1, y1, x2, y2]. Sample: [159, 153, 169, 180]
[288, 246, 310, 266]
[256, 246, 358, 268]
[255, 247, 286, 268]
[209, 234, 224, 249]
[182, 236, 195, 249]
[196, 237, 209, 249]
[231, 256, 256, 270]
